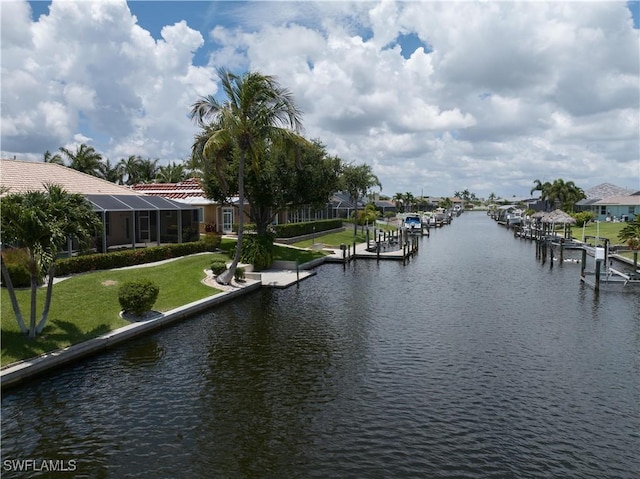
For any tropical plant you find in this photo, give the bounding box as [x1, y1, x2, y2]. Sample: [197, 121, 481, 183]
[59, 144, 104, 177]
[341, 163, 381, 236]
[618, 216, 640, 250]
[404, 192, 416, 213]
[241, 233, 274, 271]
[43, 150, 64, 165]
[392, 193, 404, 213]
[438, 197, 453, 209]
[189, 68, 303, 284]
[0, 184, 102, 338]
[572, 211, 595, 227]
[531, 178, 585, 212]
[156, 161, 188, 183]
[119, 155, 143, 185]
[234, 266, 245, 282]
[100, 158, 124, 184]
[137, 158, 160, 183]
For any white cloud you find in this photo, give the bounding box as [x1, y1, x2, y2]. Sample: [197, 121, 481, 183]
[1, 0, 638, 197]
[1, 0, 217, 162]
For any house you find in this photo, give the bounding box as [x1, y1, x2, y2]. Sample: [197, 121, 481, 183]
[590, 192, 640, 222]
[575, 183, 637, 221]
[0, 159, 200, 253]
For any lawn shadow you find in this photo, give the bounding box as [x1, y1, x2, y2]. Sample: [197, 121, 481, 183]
[1, 319, 112, 366]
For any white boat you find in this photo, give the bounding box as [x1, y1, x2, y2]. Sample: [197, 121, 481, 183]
[506, 208, 523, 226]
[403, 214, 422, 233]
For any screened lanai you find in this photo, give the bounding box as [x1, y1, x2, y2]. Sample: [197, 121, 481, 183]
[85, 194, 200, 253]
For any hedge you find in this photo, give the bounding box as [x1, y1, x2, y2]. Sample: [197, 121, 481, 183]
[54, 235, 221, 277]
[273, 219, 343, 238]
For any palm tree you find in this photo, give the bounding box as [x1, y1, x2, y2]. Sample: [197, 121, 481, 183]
[156, 161, 187, 183]
[531, 178, 585, 212]
[618, 216, 640, 250]
[0, 184, 101, 338]
[404, 192, 415, 213]
[59, 144, 104, 177]
[341, 163, 381, 236]
[138, 158, 160, 183]
[43, 150, 64, 165]
[100, 158, 124, 184]
[392, 192, 404, 213]
[189, 68, 303, 284]
[119, 155, 142, 185]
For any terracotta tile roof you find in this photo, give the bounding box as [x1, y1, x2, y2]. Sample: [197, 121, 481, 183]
[131, 178, 208, 200]
[0, 159, 139, 196]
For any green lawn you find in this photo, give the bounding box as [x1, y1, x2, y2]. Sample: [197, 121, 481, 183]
[1, 242, 334, 367]
[292, 229, 368, 248]
[575, 221, 625, 243]
[1, 253, 225, 366]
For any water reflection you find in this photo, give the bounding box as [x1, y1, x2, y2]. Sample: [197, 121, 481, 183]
[2, 213, 639, 479]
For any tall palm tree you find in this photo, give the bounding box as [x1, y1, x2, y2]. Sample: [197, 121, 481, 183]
[59, 144, 104, 178]
[119, 155, 142, 185]
[189, 68, 303, 284]
[404, 192, 415, 213]
[392, 192, 404, 213]
[0, 184, 101, 338]
[341, 163, 381, 236]
[531, 178, 585, 212]
[100, 158, 124, 184]
[138, 158, 160, 183]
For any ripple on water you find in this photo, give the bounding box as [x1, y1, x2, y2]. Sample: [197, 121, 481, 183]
[2, 214, 639, 478]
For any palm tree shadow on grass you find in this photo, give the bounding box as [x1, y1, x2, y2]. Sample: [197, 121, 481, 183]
[2, 319, 112, 365]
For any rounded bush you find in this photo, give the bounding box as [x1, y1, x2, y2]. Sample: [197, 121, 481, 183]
[118, 279, 159, 316]
[210, 260, 227, 276]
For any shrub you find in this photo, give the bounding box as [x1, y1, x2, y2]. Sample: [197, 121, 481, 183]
[572, 211, 595, 227]
[55, 240, 214, 276]
[241, 234, 274, 271]
[1, 248, 41, 288]
[272, 219, 343, 238]
[118, 279, 159, 316]
[201, 233, 221, 251]
[210, 260, 227, 276]
[234, 267, 245, 282]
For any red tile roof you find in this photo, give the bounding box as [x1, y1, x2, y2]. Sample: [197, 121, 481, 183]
[131, 178, 208, 200]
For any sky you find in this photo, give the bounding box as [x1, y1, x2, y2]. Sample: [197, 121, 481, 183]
[1, 1, 639, 199]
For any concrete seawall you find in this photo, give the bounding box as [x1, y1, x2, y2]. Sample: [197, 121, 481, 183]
[1, 281, 261, 389]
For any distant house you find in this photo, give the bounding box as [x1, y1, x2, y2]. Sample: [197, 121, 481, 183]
[0, 159, 200, 253]
[575, 183, 637, 221]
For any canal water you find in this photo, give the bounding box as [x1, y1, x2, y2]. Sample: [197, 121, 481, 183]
[2, 212, 639, 478]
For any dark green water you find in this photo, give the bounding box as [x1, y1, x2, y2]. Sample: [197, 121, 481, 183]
[2, 212, 639, 478]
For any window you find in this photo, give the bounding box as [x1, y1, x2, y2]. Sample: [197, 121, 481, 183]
[193, 207, 204, 222]
[600, 206, 606, 215]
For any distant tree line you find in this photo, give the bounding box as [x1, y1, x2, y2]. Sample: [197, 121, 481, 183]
[43, 145, 191, 185]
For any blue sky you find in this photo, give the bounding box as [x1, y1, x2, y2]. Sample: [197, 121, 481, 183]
[3, 1, 639, 197]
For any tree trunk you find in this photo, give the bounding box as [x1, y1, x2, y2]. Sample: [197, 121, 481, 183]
[36, 264, 56, 334]
[29, 272, 38, 339]
[217, 151, 246, 285]
[0, 258, 27, 334]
